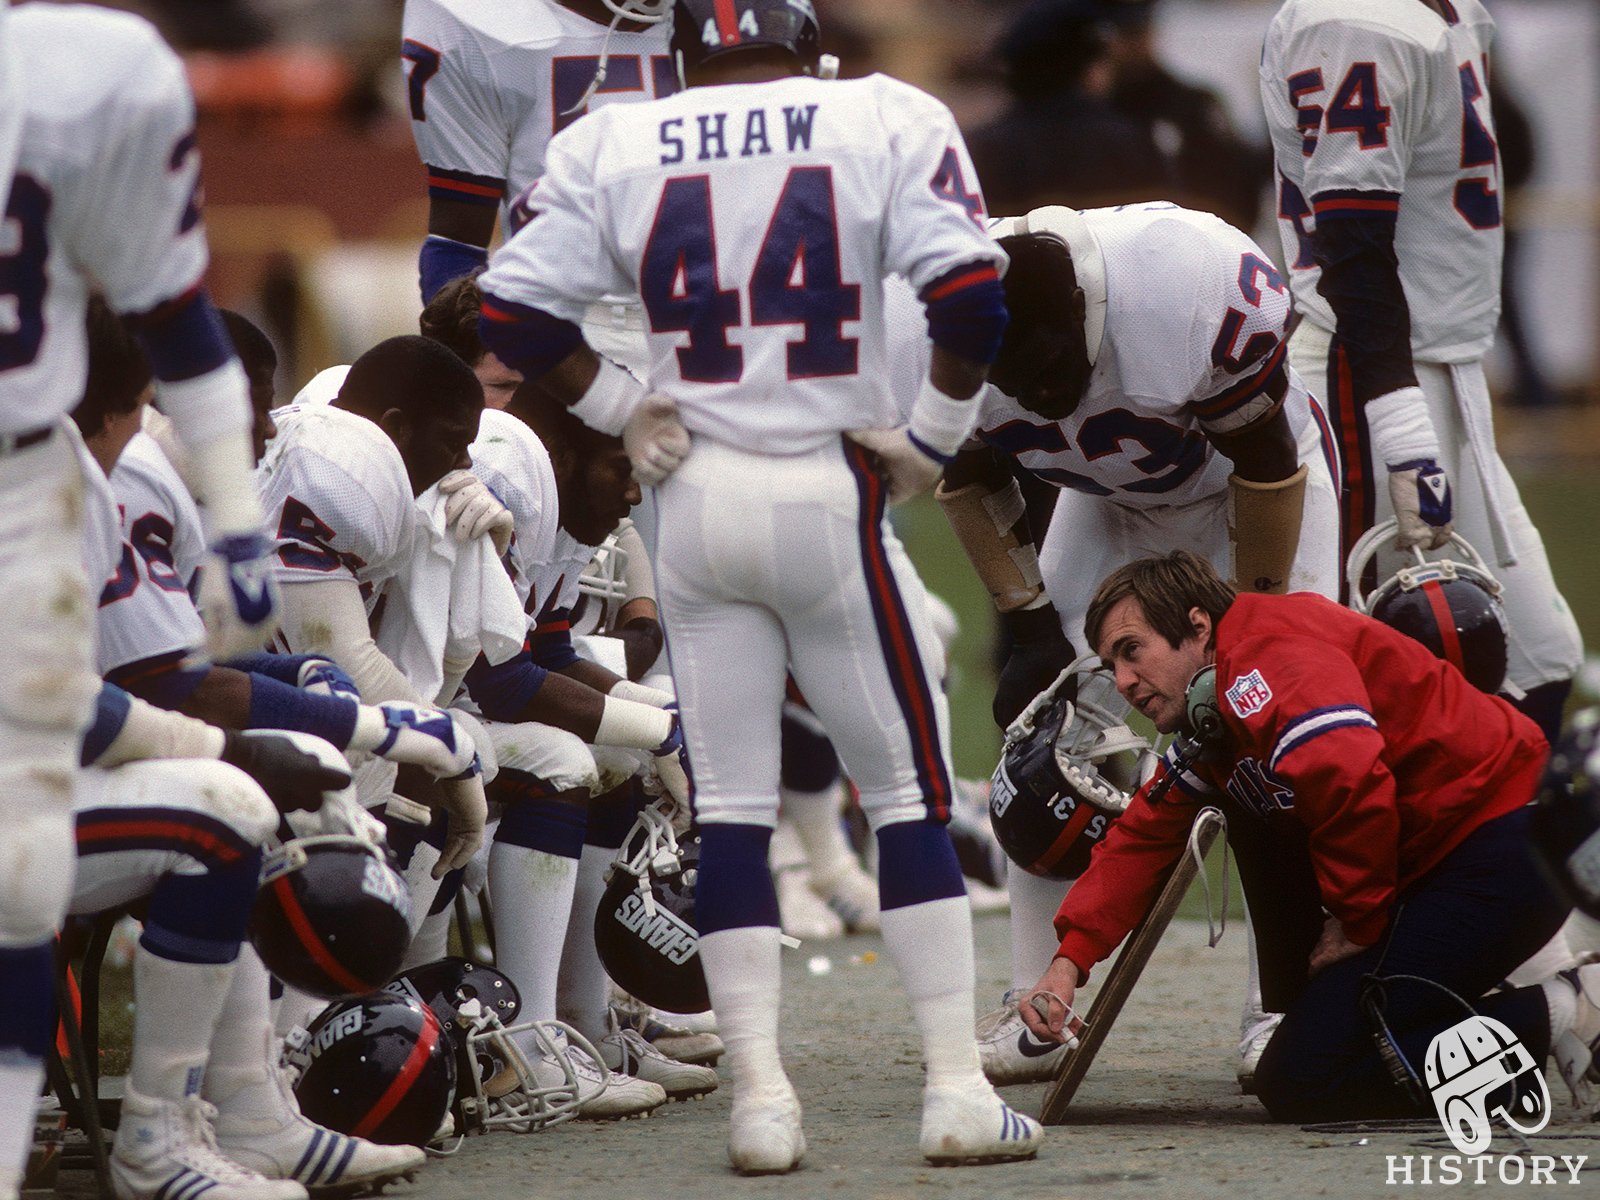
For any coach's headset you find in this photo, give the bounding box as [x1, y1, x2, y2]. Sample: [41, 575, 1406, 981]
[1143, 666, 1227, 805]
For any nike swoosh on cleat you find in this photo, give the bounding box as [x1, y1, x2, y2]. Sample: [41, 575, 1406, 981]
[1015, 1030, 1063, 1059]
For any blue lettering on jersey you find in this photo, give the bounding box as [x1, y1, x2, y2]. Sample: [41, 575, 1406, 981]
[696, 113, 729, 161]
[782, 105, 818, 152]
[741, 108, 772, 157]
[659, 117, 685, 165]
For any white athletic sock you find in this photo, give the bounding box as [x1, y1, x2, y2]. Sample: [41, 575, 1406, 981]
[131, 946, 236, 1102]
[879, 896, 985, 1089]
[0, 1059, 44, 1187]
[1242, 909, 1268, 1036]
[556, 844, 615, 1045]
[698, 925, 787, 1095]
[780, 784, 854, 881]
[273, 982, 324, 1041]
[202, 946, 274, 1104]
[489, 842, 579, 1047]
[1006, 863, 1072, 992]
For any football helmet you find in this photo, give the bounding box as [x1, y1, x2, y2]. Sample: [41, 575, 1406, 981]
[1347, 520, 1509, 694]
[250, 834, 411, 1000]
[671, 0, 821, 81]
[595, 804, 710, 1014]
[287, 992, 456, 1148]
[600, 0, 672, 23]
[571, 521, 633, 638]
[386, 958, 596, 1135]
[1531, 708, 1600, 919]
[989, 655, 1157, 878]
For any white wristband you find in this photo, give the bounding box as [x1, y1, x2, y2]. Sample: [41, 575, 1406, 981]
[908, 376, 982, 463]
[594, 694, 674, 751]
[1364, 386, 1439, 468]
[609, 679, 674, 708]
[570, 357, 647, 437]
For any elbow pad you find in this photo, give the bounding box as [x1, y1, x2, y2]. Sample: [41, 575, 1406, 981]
[419, 234, 489, 304]
[922, 264, 1008, 364]
[478, 292, 585, 379]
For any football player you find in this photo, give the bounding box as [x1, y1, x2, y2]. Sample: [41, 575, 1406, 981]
[72, 306, 483, 792]
[475, 0, 1043, 1172]
[893, 201, 1343, 1091]
[1260, 0, 1582, 741]
[0, 9, 276, 1195]
[74, 688, 425, 1198]
[257, 337, 498, 919]
[433, 381, 713, 1117]
[403, 0, 674, 302]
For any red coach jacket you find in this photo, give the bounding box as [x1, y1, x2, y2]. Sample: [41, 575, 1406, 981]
[1054, 592, 1548, 979]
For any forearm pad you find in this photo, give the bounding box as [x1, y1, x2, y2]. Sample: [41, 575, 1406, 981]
[935, 476, 1043, 612]
[1229, 464, 1308, 594]
[91, 688, 227, 768]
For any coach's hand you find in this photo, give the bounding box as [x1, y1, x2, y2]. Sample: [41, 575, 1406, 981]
[1019, 956, 1086, 1046]
[625, 394, 692, 486]
[1308, 915, 1366, 977]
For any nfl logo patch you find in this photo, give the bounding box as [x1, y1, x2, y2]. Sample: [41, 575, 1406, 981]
[1225, 669, 1273, 718]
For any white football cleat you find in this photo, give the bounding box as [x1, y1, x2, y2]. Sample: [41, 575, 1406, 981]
[212, 1063, 424, 1194]
[525, 1042, 667, 1121]
[776, 865, 844, 942]
[598, 1014, 719, 1100]
[1552, 964, 1600, 1111]
[112, 1089, 308, 1200]
[810, 859, 881, 934]
[727, 1081, 806, 1176]
[919, 1082, 1043, 1166]
[610, 998, 724, 1066]
[1236, 1012, 1282, 1096]
[977, 990, 1069, 1085]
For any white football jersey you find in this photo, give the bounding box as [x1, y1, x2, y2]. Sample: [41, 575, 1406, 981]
[98, 433, 208, 675]
[0, 5, 210, 435]
[888, 203, 1319, 510]
[402, 0, 673, 227]
[256, 405, 417, 612]
[1261, 0, 1502, 363]
[482, 72, 1006, 455]
[468, 408, 560, 616]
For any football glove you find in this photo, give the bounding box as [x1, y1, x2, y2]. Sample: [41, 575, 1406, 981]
[197, 532, 280, 659]
[349, 702, 481, 778]
[220, 729, 352, 814]
[651, 710, 693, 814]
[1366, 386, 1453, 551]
[846, 426, 943, 505]
[624, 393, 692, 486]
[439, 469, 514, 555]
[994, 602, 1075, 729]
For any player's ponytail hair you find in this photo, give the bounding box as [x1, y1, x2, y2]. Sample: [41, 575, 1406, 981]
[1084, 551, 1237, 655]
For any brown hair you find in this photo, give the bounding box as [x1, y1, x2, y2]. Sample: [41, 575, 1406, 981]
[418, 271, 487, 368]
[1084, 550, 1237, 654]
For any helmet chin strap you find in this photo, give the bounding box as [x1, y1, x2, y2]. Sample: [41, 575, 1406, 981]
[563, 9, 627, 116]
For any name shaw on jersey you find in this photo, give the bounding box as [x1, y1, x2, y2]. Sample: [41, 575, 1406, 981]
[660, 103, 817, 165]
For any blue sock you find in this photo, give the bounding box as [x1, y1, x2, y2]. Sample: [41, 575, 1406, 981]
[696, 823, 780, 934]
[876, 819, 966, 912]
[141, 849, 261, 964]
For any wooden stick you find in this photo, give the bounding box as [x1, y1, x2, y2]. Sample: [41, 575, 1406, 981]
[1040, 806, 1226, 1124]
